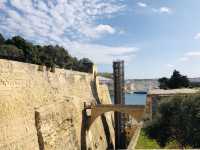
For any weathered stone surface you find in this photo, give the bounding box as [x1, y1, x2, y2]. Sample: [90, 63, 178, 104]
[0, 59, 114, 150]
[35, 100, 79, 150]
[127, 124, 142, 150]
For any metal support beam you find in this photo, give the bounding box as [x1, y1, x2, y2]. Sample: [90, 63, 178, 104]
[113, 61, 125, 149]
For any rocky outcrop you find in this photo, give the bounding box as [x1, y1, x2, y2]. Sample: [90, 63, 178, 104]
[126, 79, 159, 91]
[0, 59, 114, 150]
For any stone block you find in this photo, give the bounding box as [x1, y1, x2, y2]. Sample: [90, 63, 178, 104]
[35, 101, 79, 150]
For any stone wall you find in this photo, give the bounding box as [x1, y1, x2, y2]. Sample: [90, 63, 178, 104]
[0, 59, 114, 150]
[127, 124, 142, 150]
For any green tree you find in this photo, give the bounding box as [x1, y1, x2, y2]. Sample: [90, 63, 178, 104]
[5, 36, 39, 63]
[78, 58, 93, 72]
[0, 33, 93, 73]
[144, 95, 200, 148]
[71, 57, 80, 71]
[54, 45, 70, 68]
[158, 77, 169, 89]
[0, 33, 5, 45]
[0, 44, 24, 61]
[158, 70, 190, 89]
[168, 70, 189, 89]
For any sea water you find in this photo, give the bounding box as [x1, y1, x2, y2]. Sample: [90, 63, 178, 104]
[111, 93, 146, 105]
[125, 93, 146, 105]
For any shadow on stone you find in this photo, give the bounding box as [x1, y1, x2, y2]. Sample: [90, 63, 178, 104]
[90, 80, 101, 104]
[81, 109, 87, 150]
[35, 111, 44, 150]
[101, 114, 114, 150]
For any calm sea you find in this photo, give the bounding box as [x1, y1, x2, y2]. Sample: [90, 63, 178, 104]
[125, 93, 146, 105]
[111, 93, 146, 105]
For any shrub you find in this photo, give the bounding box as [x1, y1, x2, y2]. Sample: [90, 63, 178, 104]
[144, 94, 200, 148]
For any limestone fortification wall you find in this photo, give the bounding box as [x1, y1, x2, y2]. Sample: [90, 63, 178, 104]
[0, 59, 114, 150]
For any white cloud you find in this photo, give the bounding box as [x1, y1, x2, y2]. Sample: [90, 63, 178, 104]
[0, 0, 125, 39]
[186, 52, 200, 57]
[166, 64, 174, 68]
[67, 42, 139, 64]
[194, 33, 200, 40]
[152, 7, 172, 14]
[136, 2, 172, 15]
[95, 24, 115, 34]
[179, 52, 200, 63]
[159, 7, 172, 14]
[137, 2, 147, 8]
[0, 0, 138, 64]
[80, 24, 116, 38]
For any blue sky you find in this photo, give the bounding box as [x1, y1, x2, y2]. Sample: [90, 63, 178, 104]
[0, 0, 200, 79]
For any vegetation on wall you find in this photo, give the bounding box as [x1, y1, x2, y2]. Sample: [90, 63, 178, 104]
[0, 33, 93, 73]
[144, 95, 200, 148]
[158, 70, 190, 89]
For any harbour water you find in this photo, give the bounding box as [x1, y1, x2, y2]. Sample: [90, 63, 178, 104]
[111, 93, 146, 105]
[125, 93, 146, 105]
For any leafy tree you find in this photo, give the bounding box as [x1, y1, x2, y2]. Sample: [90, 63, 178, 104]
[64, 56, 75, 69]
[54, 45, 70, 68]
[144, 95, 200, 148]
[158, 77, 169, 89]
[0, 44, 24, 61]
[71, 57, 80, 70]
[5, 36, 38, 63]
[0, 33, 93, 73]
[78, 58, 93, 72]
[168, 70, 189, 89]
[39, 45, 56, 67]
[158, 70, 190, 89]
[0, 33, 5, 45]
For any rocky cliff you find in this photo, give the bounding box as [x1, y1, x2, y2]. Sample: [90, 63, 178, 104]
[126, 79, 159, 91]
[0, 59, 114, 150]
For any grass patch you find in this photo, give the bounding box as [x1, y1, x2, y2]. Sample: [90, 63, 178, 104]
[136, 130, 160, 149]
[135, 129, 180, 149]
